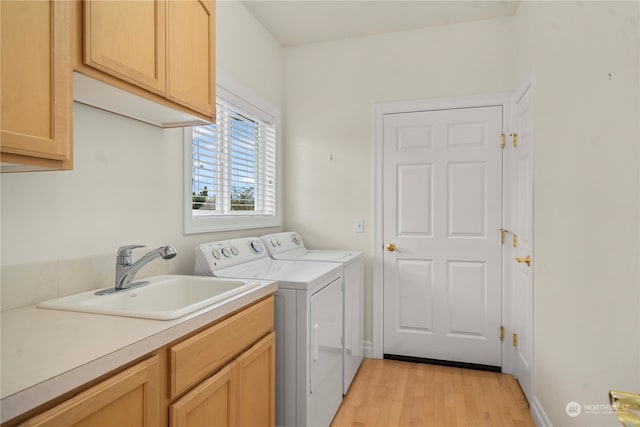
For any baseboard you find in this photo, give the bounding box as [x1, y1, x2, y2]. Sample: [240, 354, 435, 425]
[531, 396, 553, 427]
[363, 340, 374, 358]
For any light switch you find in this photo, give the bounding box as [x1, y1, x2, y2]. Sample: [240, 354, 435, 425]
[354, 218, 364, 233]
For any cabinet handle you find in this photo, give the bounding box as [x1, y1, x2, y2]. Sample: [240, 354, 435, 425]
[515, 256, 531, 267]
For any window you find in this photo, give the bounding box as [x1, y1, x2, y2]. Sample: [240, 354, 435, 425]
[184, 83, 280, 233]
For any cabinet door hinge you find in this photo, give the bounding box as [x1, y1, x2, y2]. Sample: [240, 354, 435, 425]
[500, 133, 505, 149]
[513, 233, 518, 248]
[510, 133, 518, 148]
[513, 333, 519, 348]
[500, 325, 505, 341]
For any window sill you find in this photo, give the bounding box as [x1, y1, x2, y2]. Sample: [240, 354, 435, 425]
[184, 213, 281, 234]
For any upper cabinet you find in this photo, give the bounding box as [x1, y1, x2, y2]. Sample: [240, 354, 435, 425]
[166, 0, 215, 117]
[0, 0, 73, 172]
[0, 0, 215, 173]
[75, 0, 216, 126]
[84, 0, 166, 95]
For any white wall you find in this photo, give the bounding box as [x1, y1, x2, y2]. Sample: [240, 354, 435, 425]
[283, 17, 514, 343]
[216, 0, 283, 108]
[513, 2, 640, 426]
[1, 1, 283, 283]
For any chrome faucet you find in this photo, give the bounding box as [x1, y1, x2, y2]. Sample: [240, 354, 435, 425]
[96, 245, 177, 295]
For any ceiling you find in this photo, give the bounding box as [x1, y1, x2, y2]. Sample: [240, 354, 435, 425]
[241, 1, 521, 47]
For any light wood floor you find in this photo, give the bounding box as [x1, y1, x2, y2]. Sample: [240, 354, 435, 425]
[331, 358, 535, 427]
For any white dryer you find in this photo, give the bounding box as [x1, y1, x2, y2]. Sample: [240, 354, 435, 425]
[260, 231, 364, 394]
[194, 237, 343, 427]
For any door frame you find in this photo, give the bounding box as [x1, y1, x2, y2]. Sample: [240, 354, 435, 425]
[372, 93, 514, 367]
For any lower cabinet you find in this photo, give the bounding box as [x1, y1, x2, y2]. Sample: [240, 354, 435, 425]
[171, 332, 275, 427]
[13, 296, 275, 427]
[171, 361, 236, 427]
[23, 356, 160, 427]
[236, 332, 276, 427]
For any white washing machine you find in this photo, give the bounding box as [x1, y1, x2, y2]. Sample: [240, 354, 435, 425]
[260, 231, 365, 394]
[194, 237, 343, 427]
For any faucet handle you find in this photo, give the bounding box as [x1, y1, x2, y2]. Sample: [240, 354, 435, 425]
[117, 245, 146, 265]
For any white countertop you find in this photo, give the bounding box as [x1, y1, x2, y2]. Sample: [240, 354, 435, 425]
[0, 279, 278, 423]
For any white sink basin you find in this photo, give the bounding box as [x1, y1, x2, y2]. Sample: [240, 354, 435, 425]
[37, 275, 261, 320]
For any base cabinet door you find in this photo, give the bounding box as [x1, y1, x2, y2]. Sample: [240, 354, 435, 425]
[236, 332, 276, 427]
[170, 362, 237, 427]
[24, 356, 160, 427]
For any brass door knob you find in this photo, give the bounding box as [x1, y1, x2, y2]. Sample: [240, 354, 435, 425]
[515, 255, 531, 266]
[386, 243, 397, 252]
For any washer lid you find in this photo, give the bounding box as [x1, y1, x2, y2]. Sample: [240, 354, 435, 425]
[212, 257, 342, 290]
[269, 248, 364, 264]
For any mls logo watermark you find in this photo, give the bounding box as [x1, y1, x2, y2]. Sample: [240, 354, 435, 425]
[566, 402, 581, 417]
[566, 401, 628, 417]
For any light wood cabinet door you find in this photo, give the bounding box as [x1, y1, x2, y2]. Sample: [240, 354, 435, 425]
[84, 0, 166, 95]
[170, 362, 237, 427]
[23, 356, 160, 427]
[236, 331, 276, 427]
[0, 0, 73, 171]
[166, 0, 215, 117]
[170, 296, 274, 399]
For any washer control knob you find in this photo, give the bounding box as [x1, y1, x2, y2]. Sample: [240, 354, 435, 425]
[211, 248, 221, 259]
[271, 239, 278, 247]
[221, 247, 232, 258]
[292, 234, 302, 245]
[250, 240, 264, 254]
[231, 246, 239, 256]
[277, 239, 282, 246]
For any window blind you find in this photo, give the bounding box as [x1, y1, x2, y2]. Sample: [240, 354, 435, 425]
[191, 97, 276, 217]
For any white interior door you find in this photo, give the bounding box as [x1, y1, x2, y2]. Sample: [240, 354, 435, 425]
[509, 84, 535, 402]
[382, 106, 503, 367]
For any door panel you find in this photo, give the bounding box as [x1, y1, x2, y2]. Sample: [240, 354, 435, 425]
[397, 259, 433, 331]
[447, 261, 486, 336]
[397, 164, 433, 236]
[383, 106, 503, 366]
[448, 162, 487, 237]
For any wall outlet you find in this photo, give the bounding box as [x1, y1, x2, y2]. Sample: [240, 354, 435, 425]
[354, 218, 364, 233]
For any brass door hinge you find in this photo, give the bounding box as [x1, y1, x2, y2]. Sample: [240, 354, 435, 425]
[513, 333, 519, 348]
[501, 229, 517, 247]
[500, 133, 505, 149]
[510, 133, 518, 147]
[500, 325, 505, 341]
